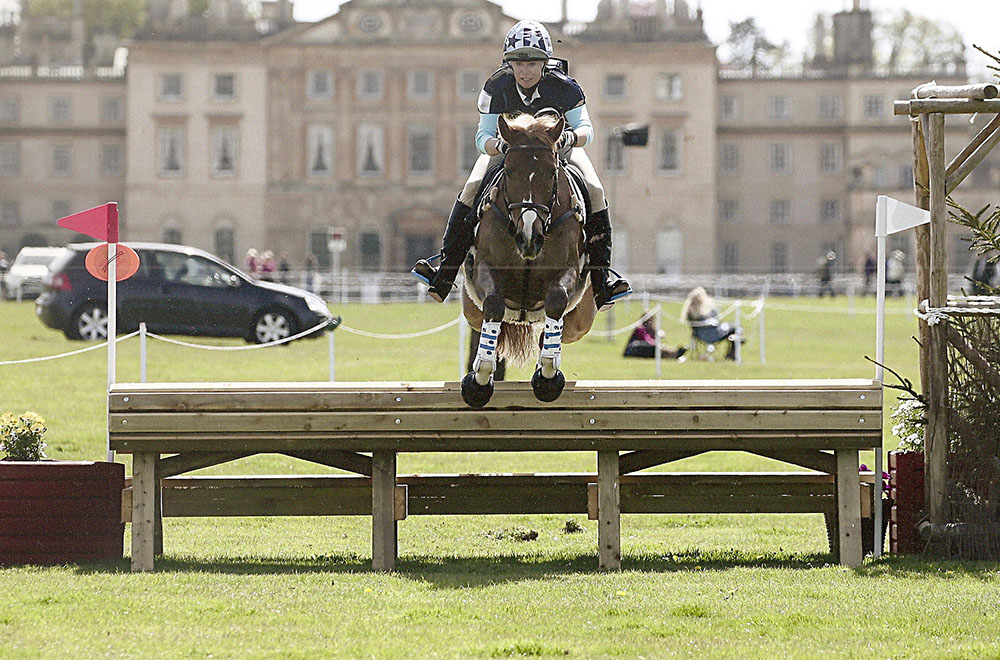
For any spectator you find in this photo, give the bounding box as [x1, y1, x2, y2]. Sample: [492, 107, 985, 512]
[680, 287, 743, 361]
[260, 250, 276, 282]
[863, 252, 877, 294]
[278, 251, 291, 285]
[304, 254, 318, 293]
[816, 250, 836, 298]
[245, 248, 259, 279]
[623, 316, 686, 360]
[886, 250, 905, 297]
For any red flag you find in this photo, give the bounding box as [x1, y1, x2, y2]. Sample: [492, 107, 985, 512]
[57, 202, 119, 243]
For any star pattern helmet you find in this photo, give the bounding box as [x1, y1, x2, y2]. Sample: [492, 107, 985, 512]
[502, 20, 553, 61]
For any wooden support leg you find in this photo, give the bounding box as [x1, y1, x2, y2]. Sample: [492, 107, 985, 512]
[597, 450, 621, 571]
[131, 452, 156, 572]
[372, 451, 397, 571]
[153, 459, 163, 557]
[835, 449, 862, 567]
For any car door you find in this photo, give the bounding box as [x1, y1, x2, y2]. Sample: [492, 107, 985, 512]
[158, 253, 249, 336]
[117, 250, 175, 331]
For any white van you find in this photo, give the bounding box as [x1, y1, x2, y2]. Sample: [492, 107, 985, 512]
[2, 246, 66, 300]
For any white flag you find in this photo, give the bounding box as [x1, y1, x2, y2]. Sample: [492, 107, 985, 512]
[876, 195, 931, 237]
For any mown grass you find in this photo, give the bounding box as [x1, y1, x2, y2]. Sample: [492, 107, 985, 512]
[3, 296, 998, 659]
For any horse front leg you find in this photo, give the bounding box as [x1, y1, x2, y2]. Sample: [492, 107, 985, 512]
[531, 275, 573, 402]
[461, 271, 504, 408]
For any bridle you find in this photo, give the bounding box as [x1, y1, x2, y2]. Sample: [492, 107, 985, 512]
[497, 143, 581, 239]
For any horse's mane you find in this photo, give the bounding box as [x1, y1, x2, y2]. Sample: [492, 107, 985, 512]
[505, 113, 559, 146]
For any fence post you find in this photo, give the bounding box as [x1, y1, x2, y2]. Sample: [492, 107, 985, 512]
[328, 329, 335, 382]
[139, 322, 147, 383]
[758, 301, 766, 365]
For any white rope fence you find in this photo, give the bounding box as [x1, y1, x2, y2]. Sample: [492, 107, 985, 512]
[145, 319, 335, 350]
[336, 317, 461, 339]
[0, 330, 140, 366]
[588, 305, 661, 337]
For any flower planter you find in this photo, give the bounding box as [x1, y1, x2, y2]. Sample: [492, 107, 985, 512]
[0, 461, 124, 566]
[889, 450, 925, 554]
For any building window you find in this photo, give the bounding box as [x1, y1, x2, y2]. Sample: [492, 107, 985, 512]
[50, 97, 71, 123]
[719, 199, 739, 223]
[101, 96, 123, 122]
[605, 130, 624, 173]
[407, 71, 434, 100]
[655, 228, 682, 275]
[310, 230, 332, 270]
[819, 143, 841, 173]
[872, 166, 888, 187]
[408, 125, 433, 177]
[214, 226, 235, 264]
[1, 97, 20, 122]
[214, 74, 236, 100]
[162, 227, 182, 244]
[51, 144, 72, 175]
[864, 93, 885, 118]
[819, 95, 843, 119]
[771, 242, 788, 273]
[720, 143, 740, 172]
[771, 143, 789, 173]
[0, 200, 19, 227]
[659, 130, 680, 173]
[52, 200, 71, 223]
[655, 73, 681, 101]
[458, 70, 481, 99]
[769, 96, 789, 119]
[0, 142, 20, 176]
[821, 199, 840, 223]
[605, 74, 626, 100]
[720, 95, 741, 120]
[308, 70, 333, 100]
[722, 242, 738, 273]
[158, 126, 185, 176]
[359, 231, 382, 272]
[357, 123, 384, 176]
[770, 199, 790, 224]
[899, 165, 914, 188]
[458, 124, 478, 173]
[102, 144, 124, 174]
[160, 73, 183, 100]
[357, 71, 384, 100]
[306, 124, 333, 177]
[211, 125, 238, 176]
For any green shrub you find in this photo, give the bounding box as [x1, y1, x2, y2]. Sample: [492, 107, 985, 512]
[0, 412, 47, 461]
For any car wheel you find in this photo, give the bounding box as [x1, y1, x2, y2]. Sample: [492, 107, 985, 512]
[252, 308, 296, 344]
[67, 303, 108, 341]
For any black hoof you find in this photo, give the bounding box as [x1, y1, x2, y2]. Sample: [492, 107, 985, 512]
[531, 368, 565, 402]
[461, 371, 494, 408]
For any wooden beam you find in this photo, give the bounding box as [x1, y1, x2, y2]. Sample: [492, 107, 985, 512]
[371, 451, 397, 571]
[913, 116, 932, 403]
[749, 449, 837, 474]
[912, 82, 999, 100]
[926, 112, 950, 529]
[835, 449, 862, 567]
[945, 113, 1000, 178]
[157, 452, 252, 479]
[618, 449, 705, 474]
[282, 450, 373, 476]
[946, 115, 1000, 194]
[131, 452, 156, 572]
[597, 451, 621, 571]
[894, 99, 1000, 115]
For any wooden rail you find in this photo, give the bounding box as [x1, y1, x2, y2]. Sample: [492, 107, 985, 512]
[109, 379, 882, 572]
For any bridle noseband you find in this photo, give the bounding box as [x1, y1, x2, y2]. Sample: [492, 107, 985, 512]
[499, 143, 579, 239]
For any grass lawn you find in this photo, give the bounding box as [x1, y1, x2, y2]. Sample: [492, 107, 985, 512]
[2, 296, 998, 659]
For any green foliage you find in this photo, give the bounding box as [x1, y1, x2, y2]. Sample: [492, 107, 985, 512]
[875, 9, 965, 74]
[722, 18, 792, 75]
[25, 0, 146, 38]
[0, 411, 47, 461]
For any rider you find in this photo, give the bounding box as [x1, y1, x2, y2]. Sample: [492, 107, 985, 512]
[412, 20, 631, 310]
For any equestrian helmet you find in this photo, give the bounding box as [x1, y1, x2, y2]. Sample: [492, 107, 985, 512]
[503, 20, 553, 61]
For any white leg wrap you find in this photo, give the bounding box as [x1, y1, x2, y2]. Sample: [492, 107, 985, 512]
[538, 316, 563, 372]
[472, 320, 501, 377]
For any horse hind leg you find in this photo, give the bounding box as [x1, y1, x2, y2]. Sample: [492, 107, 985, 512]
[461, 318, 500, 408]
[532, 315, 566, 402]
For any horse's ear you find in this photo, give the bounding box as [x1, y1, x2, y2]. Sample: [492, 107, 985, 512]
[498, 115, 514, 143]
[548, 116, 565, 144]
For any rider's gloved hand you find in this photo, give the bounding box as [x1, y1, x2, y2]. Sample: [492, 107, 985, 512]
[557, 130, 577, 150]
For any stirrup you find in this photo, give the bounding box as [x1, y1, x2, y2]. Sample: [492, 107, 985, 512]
[410, 253, 442, 285]
[594, 269, 632, 309]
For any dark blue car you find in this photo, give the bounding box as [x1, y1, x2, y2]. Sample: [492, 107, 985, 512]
[36, 242, 335, 343]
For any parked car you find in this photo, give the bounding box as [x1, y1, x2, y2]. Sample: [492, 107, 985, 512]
[3, 246, 66, 300]
[36, 242, 336, 343]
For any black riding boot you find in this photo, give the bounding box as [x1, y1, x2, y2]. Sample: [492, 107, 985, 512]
[585, 208, 631, 310]
[411, 200, 477, 303]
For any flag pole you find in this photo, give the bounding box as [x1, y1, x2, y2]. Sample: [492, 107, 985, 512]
[873, 195, 888, 558]
[106, 204, 119, 463]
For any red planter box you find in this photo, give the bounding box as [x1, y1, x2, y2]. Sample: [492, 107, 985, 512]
[0, 461, 125, 566]
[889, 451, 925, 554]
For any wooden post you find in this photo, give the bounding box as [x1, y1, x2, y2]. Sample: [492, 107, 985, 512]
[835, 449, 862, 566]
[912, 116, 931, 401]
[371, 450, 397, 571]
[925, 112, 950, 529]
[597, 450, 621, 571]
[131, 452, 156, 572]
[153, 460, 163, 557]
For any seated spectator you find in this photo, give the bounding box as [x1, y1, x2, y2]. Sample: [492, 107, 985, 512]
[680, 287, 742, 361]
[623, 317, 686, 360]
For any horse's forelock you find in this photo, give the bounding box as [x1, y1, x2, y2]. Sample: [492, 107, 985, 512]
[506, 113, 559, 146]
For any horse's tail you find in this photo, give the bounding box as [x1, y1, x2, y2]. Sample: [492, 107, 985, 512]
[498, 321, 537, 365]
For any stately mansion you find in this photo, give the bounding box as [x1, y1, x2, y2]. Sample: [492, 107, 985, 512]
[1, 0, 996, 275]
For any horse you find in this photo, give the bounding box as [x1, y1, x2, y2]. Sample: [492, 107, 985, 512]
[460, 111, 597, 407]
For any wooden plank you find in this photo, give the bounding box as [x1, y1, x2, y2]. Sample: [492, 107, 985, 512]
[282, 450, 372, 476]
[110, 409, 882, 436]
[748, 449, 837, 474]
[371, 451, 396, 572]
[835, 449, 863, 567]
[157, 452, 252, 479]
[109, 431, 881, 455]
[946, 116, 1000, 194]
[131, 452, 156, 572]
[894, 98, 1000, 115]
[945, 113, 1000, 178]
[597, 451, 620, 571]
[619, 449, 706, 474]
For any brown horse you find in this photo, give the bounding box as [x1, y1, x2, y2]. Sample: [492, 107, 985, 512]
[460, 111, 597, 407]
